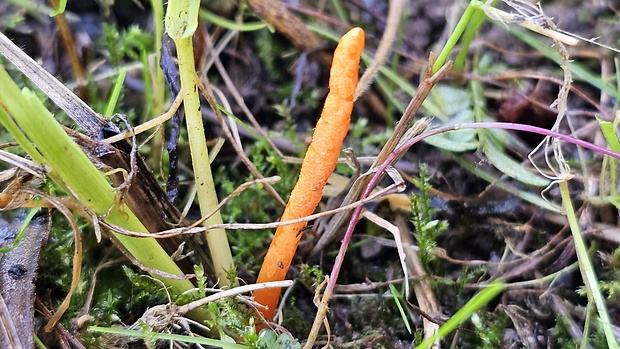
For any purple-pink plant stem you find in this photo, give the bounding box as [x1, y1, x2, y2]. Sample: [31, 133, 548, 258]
[325, 121, 620, 293]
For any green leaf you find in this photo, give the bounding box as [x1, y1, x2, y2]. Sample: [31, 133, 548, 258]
[389, 284, 412, 334]
[256, 329, 302, 349]
[199, 10, 268, 31]
[425, 130, 479, 152]
[164, 0, 201, 40]
[482, 141, 550, 187]
[598, 118, 620, 154]
[50, 0, 67, 16]
[416, 281, 504, 349]
[103, 68, 126, 117]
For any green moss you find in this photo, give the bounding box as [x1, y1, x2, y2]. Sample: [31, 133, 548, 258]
[100, 23, 153, 68]
[410, 164, 448, 271]
[216, 139, 298, 272]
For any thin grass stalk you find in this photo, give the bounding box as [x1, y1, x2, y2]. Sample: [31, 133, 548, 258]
[165, 0, 235, 285]
[559, 180, 619, 349]
[452, 2, 492, 73]
[415, 282, 504, 348]
[432, 1, 480, 74]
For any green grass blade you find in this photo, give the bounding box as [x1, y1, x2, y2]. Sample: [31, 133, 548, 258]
[389, 284, 412, 334]
[89, 326, 249, 348]
[559, 180, 619, 349]
[166, 0, 235, 284]
[416, 281, 504, 348]
[200, 10, 268, 31]
[103, 68, 126, 117]
[432, 1, 481, 74]
[598, 118, 620, 153]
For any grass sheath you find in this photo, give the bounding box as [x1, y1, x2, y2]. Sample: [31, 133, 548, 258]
[253, 27, 365, 321]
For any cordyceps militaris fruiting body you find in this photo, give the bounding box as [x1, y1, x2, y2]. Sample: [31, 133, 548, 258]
[253, 27, 365, 321]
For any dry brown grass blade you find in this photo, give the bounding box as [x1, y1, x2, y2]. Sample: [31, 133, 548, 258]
[245, 0, 332, 67]
[396, 216, 441, 349]
[22, 189, 83, 333]
[49, 0, 87, 99]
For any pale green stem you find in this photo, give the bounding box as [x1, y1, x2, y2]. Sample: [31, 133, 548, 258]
[415, 281, 504, 348]
[559, 180, 619, 349]
[174, 36, 234, 284]
[432, 1, 480, 74]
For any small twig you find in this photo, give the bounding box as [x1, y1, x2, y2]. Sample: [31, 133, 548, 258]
[109, 114, 137, 195]
[35, 298, 87, 349]
[103, 93, 184, 144]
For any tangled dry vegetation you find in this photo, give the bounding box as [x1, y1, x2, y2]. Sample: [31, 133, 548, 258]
[0, 0, 619, 348]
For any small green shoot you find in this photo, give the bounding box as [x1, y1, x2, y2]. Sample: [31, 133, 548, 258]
[452, 3, 491, 73]
[199, 10, 269, 32]
[415, 281, 504, 348]
[388, 284, 412, 334]
[103, 68, 126, 117]
[598, 119, 620, 154]
[0, 207, 39, 253]
[410, 164, 448, 269]
[88, 326, 249, 348]
[559, 180, 619, 349]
